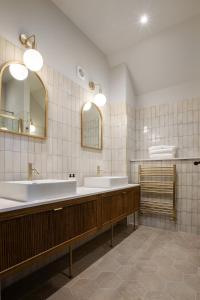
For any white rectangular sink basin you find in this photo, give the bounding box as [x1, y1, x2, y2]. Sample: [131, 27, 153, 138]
[0, 179, 77, 202]
[84, 176, 128, 188]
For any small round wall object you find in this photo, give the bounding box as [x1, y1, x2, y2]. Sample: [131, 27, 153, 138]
[77, 65, 85, 81]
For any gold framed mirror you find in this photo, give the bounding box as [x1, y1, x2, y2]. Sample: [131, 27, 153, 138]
[0, 61, 48, 139]
[81, 102, 102, 150]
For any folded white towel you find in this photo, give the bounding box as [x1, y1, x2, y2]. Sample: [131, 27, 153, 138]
[149, 153, 175, 159]
[149, 145, 176, 151]
[149, 148, 176, 155]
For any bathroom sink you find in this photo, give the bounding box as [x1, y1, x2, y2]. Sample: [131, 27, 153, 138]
[0, 179, 77, 202]
[84, 176, 128, 188]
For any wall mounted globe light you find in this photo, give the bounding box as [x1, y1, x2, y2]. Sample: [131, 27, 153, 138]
[88, 81, 107, 107]
[19, 33, 43, 72]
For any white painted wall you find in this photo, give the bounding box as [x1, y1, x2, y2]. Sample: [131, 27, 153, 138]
[0, 0, 110, 97]
[125, 68, 136, 107]
[110, 63, 136, 105]
[136, 79, 200, 107]
[110, 64, 126, 103]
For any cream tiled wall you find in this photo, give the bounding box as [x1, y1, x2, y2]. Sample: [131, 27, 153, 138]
[0, 36, 112, 184]
[110, 102, 127, 176]
[135, 99, 200, 159]
[131, 99, 200, 234]
[127, 103, 135, 180]
[110, 102, 135, 180]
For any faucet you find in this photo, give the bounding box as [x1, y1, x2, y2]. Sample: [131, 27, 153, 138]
[28, 162, 39, 181]
[97, 165, 102, 176]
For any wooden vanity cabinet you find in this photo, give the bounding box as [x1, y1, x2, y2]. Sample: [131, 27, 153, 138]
[0, 196, 100, 278]
[0, 186, 140, 279]
[101, 186, 140, 226]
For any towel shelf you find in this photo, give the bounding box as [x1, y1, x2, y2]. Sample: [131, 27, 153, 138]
[139, 165, 176, 221]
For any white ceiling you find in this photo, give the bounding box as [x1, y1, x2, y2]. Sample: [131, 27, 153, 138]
[52, 0, 200, 55]
[108, 15, 200, 95]
[52, 0, 200, 96]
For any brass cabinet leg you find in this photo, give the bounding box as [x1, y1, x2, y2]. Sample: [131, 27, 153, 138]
[68, 245, 73, 279]
[133, 212, 136, 230]
[110, 224, 114, 248]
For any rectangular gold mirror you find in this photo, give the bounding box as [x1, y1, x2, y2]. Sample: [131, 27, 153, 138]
[81, 102, 102, 150]
[0, 61, 47, 139]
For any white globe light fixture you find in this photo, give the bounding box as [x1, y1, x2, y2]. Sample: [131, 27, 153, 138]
[94, 92, 107, 107]
[23, 49, 43, 72]
[9, 63, 28, 81]
[19, 33, 43, 72]
[89, 81, 107, 107]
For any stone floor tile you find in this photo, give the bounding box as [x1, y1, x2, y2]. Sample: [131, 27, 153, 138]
[118, 280, 146, 300]
[117, 265, 142, 281]
[174, 261, 198, 275]
[184, 274, 200, 292]
[95, 255, 121, 272]
[196, 293, 200, 300]
[78, 264, 100, 280]
[88, 288, 125, 300]
[95, 271, 122, 289]
[144, 291, 174, 300]
[48, 287, 77, 300]
[151, 254, 174, 267]
[134, 261, 158, 274]
[158, 265, 183, 281]
[161, 244, 189, 260]
[69, 278, 99, 299]
[138, 273, 166, 292]
[166, 281, 196, 300]
[114, 252, 133, 266]
[186, 255, 200, 266]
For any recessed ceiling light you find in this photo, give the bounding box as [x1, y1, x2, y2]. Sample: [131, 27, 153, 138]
[140, 14, 149, 25]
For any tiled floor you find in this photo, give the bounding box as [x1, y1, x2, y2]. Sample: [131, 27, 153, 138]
[3, 225, 200, 300]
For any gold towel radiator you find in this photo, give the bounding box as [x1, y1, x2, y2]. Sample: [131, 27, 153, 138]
[139, 165, 176, 221]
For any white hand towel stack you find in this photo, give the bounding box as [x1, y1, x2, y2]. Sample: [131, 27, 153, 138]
[148, 145, 177, 159]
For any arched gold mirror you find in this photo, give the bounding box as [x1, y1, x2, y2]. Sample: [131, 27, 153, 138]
[0, 61, 47, 138]
[81, 102, 102, 150]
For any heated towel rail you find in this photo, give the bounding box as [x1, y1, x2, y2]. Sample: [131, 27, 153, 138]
[139, 165, 176, 221]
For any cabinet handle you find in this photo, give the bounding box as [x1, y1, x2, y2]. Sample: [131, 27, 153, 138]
[53, 207, 63, 211]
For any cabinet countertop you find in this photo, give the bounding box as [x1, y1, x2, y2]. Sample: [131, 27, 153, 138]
[0, 184, 140, 213]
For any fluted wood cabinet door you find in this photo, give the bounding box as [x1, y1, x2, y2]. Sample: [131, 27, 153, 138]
[0, 196, 99, 275]
[0, 210, 53, 273]
[101, 191, 126, 226]
[101, 187, 140, 227]
[51, 198, 99, 245]
[101, 193, 112, 226]
[134, 186, 140, 211]
[126, 187, 140, 214]
[124, 189, 134, 215]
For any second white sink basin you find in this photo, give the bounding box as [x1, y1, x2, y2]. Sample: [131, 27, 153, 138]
[0, 179, 77, 202]
[84, 176, 128, 188]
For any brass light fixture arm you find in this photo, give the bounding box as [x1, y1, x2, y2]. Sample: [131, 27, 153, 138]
[19, 33, 36, 49]
[88, 81, 102, 93]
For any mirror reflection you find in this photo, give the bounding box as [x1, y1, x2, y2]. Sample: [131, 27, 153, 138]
[0, 62, 47, 138]
[81, 102, 102, 150]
